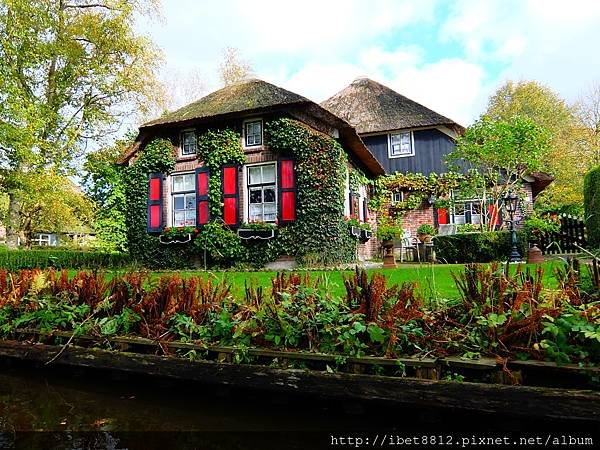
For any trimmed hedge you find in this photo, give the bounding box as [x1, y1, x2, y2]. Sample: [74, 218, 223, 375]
[0, 249, 131, 271]
[433, 231, 528, 264]
[584, 165, 600, 249]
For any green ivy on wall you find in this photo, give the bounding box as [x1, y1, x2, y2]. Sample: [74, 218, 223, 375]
[122, 138, 185, 268]
[123, 122, 357, 269]
[196, 129, 246, 217]
[371, 172, 464, 213]
[263, 118, 356, 266]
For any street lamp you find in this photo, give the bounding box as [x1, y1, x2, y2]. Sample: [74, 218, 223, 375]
[504, 190, 521, 262]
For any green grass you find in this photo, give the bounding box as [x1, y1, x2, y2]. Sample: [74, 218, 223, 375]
[116, 259, 567, 302]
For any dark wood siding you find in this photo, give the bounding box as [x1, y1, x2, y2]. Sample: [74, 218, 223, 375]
[362, 128, 456, 175]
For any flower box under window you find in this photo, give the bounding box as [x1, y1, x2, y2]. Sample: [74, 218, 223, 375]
[238, 229, 275, 240]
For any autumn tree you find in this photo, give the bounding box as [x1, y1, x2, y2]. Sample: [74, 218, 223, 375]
[217, 46, 254, 87]
[0, 0, 163, 248]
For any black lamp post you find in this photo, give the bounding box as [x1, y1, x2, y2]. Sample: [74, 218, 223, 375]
[504, 190, 521, 262]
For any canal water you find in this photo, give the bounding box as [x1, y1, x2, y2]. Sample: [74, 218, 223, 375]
[0, 362, 593, 450]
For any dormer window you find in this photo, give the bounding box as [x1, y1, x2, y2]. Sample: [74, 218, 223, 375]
[245, 120, 263, 147]
[181, 130, 197, 156]
[389, 131, 414, 158]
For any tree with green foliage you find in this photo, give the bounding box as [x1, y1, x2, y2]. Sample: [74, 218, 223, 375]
[0, 0, 163, 249]
[0, 171, 93, 247]
[448, 115, 550, 228]
[484, 80, 591, 214]
[83, 139, 130, 252]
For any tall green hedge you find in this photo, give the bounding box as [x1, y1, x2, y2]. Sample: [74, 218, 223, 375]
[433, 231, 528, 264]
[0, 249, 131, 271]
[584, 165, 600, 249]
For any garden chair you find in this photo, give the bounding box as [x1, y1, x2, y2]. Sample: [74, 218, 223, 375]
[400, 230, 418, 262]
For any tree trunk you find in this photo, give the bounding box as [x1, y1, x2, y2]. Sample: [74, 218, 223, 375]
[6, 190, 22, 249]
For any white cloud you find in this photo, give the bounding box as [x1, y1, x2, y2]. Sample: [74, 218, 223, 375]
[441, 0, 600, 103]
[268, 49, 485, 125]
[137, 0, 600, 128]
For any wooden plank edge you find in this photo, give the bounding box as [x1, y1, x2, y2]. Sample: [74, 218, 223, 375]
[0, 340, 598, 423]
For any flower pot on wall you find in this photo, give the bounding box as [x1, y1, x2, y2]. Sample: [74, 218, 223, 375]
[237, 229, 275, 240]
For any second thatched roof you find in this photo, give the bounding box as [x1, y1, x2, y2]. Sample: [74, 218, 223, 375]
[321, 78, 464, 135]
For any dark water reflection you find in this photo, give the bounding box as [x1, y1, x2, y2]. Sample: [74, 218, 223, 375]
[0, 363, 593, 449]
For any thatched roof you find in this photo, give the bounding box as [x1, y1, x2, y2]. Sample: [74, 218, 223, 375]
[142, 79, 309, 128]
[321, 78, 464, 135]
[121, 79, 385, 176]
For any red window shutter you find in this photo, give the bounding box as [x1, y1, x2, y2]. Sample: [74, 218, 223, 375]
[437, 208, 448, 225]
[488, 204, 500, 226]
[222, 165, 239, 226]
[195, 168, 210, 226]
[147, 173, 163, 233]
[278, 158, 296, 223]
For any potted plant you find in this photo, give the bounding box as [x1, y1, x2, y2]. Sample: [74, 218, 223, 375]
[416, 224, 436, 243]
[159, 226, 199, 244]
[376, 214, 403, 268]
[238, 220, 277, 240]
[376, 215, 403, 245]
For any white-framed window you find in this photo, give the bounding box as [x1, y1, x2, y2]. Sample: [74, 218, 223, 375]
[247, 163, 276, 222]
[452, 201, 483, 225]
[181, 130, 197, 156]
[244, 119, 263, 147]
[171, 173, 196, 227]
[32, 233, 52, 246]
[388, 131, 414, 158]
[391, 191, 405, 204]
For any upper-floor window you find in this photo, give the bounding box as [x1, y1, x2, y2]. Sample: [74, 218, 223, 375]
[245, 120, 263, 147]
[171, 173, 196, 226]
[181, 130, 197, 156]
[391, 191, 405, 204]
[389, 131, 413, 158]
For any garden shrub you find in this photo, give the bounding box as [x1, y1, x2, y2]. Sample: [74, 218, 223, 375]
[584, 165, 600, 249]
[434, 231, 527, 263]
[0, 249, 130, 270]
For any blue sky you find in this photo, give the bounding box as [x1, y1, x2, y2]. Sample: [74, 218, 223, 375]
[138, 0, 600, 125]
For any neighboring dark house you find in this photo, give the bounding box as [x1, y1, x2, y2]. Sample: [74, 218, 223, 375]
[120, 79, 384, 263]
[322, 78, 551, 234]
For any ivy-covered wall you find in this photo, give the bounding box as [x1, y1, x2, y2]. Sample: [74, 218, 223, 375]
[123, 118, 357, 268]
[247, 118, 357, 266]
[122, 138, 190, 269]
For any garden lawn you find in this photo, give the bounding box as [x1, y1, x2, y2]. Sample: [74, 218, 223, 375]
[129, 260, 567, 302]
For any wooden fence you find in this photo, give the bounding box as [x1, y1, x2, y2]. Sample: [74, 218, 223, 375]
[538, 214, 587, 255]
